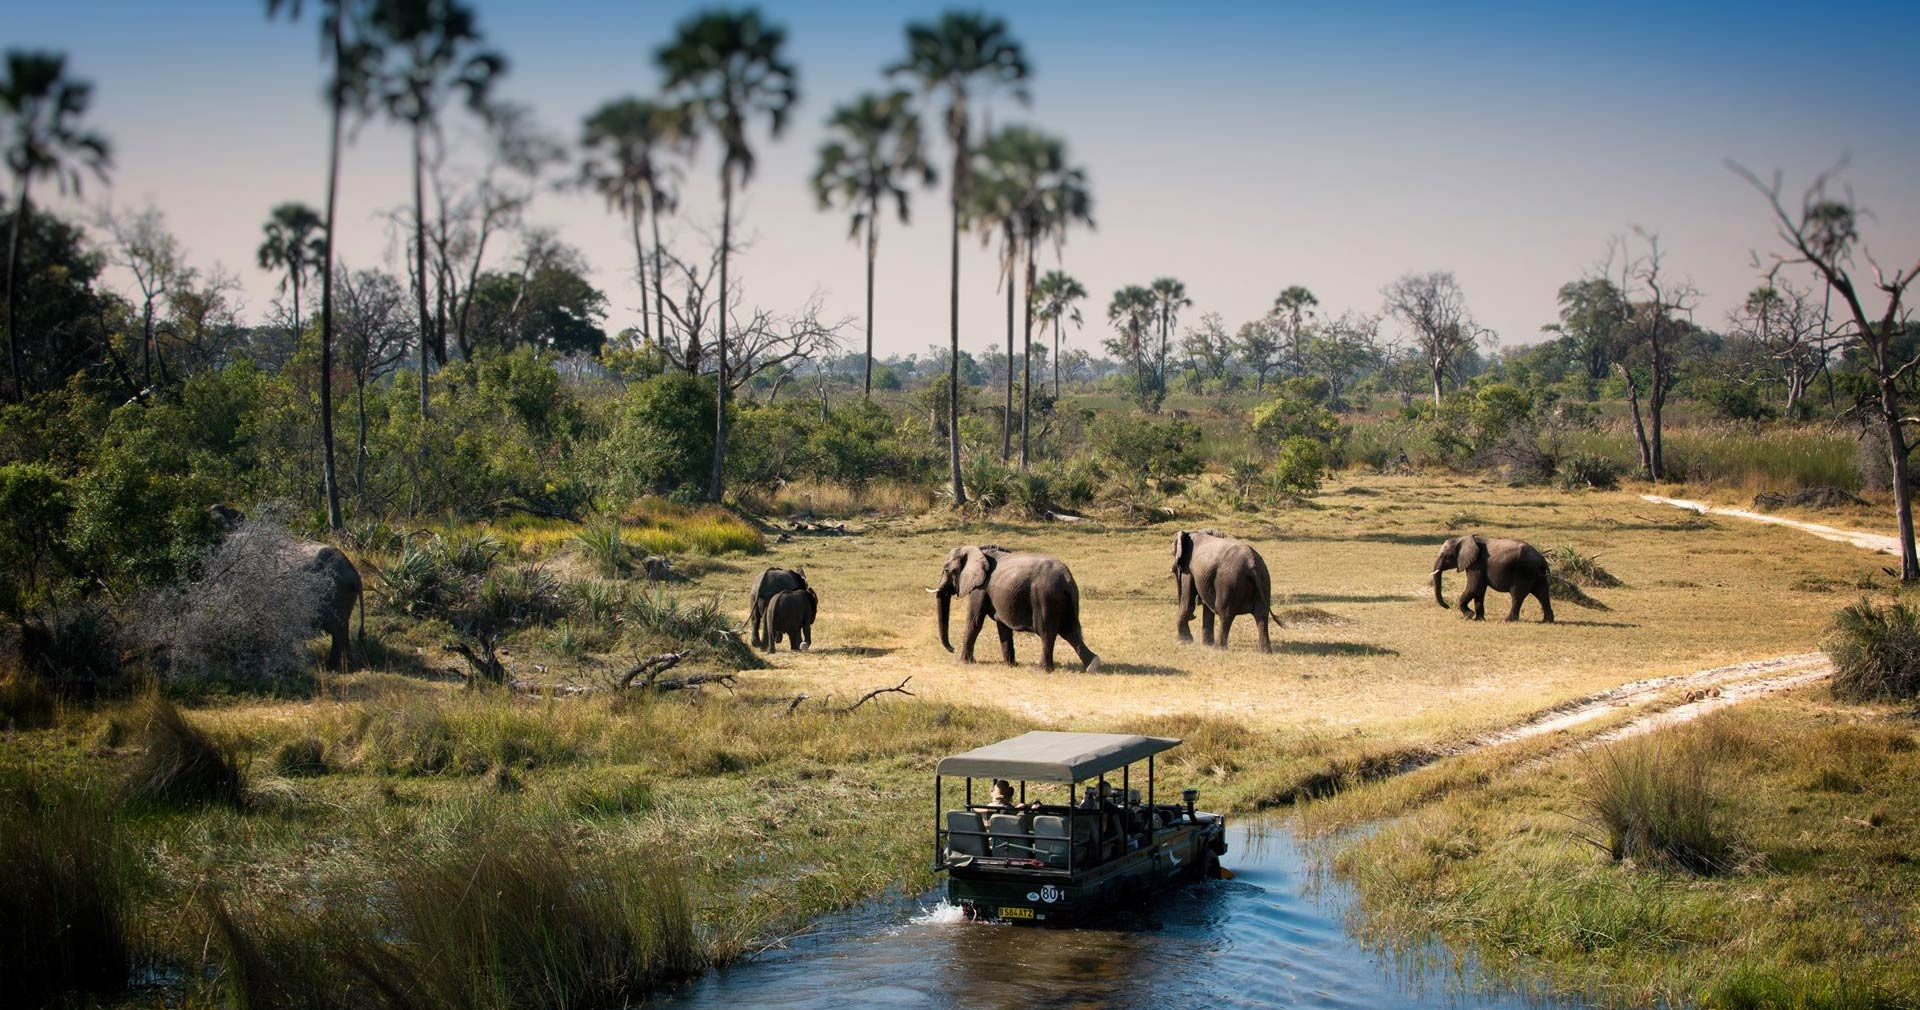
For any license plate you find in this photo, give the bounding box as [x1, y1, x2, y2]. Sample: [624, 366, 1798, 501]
[997, 906, 1034, 920]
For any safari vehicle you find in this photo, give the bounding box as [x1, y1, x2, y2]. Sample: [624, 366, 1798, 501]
[934, 731, 1228, 925]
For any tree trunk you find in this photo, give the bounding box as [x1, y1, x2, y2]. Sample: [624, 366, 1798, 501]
[355, 368, 368, 498]
[1052, 315, 1061, 398]
[319, 18, 345, 532]
[651, 200, 668, 359]
[863, 196, 876, 397]
[1617, 362, 1652, 480]
[1882, 380, 1920, 580]
[629, 196, 650, 348]
[2, 177, 23, 402]
[1020, 238, 1035, 469]
[1648, 339, 1666, 481]
[1430, 359, 1443, 406]
[945, 144, 965, 506]
[412, 119, 431, 418]
[1001, 228, 1014, 461]
[140, 299, 154, 391]
[707, 165, 731, 503]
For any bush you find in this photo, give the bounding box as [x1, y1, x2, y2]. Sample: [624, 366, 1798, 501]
[574, 522, 629, 577]
[0, 789, 135, 1009]
[1555, 451, 1624, 491]
[601, 371, 716, 499]
[139, 518, 331, 694]
[1545, 544, 1622, 587]
[271, 735, 328, 776]
[125, 694, 246, 807]
[1090, 415, 1202, 492]
[1695, 379, 1776, 422]
[1270, 436, 1328, 495]
[16, 600, 124, 699]
[1580, 739, 1729, 874]
[1250, 396, 1339, 453]
[1825, 599, 1920, 701]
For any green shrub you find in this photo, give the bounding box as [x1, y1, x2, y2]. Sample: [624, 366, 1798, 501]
[1695, 378, 1776, 422]
[575, 522, 629, 577]
[1556, 451, 1624, 491]
[0, 789, 135, 1009]
[1090, 415, 1202, 492]
[0, 463, 74, 615]
[1580, 739, 1729, 874]
[1250, 396, 1339, 452]
[271, 735, 328, 776]
[602, 371, 716, 499]
[1825, 599, 1920, 701]
[1270, 436, 1328, 495]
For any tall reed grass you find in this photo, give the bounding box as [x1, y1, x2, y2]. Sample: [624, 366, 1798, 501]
[0, 788, 136, 1008]
[1579, 739, 1729, 874]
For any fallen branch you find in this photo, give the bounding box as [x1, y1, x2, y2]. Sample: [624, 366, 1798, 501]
[784, 693, 809, 715]
[1045, 509, 1088, 523]
[651, 671, 737, 693]
[617, 650, 692, 690]
[840, 676, 914, 713]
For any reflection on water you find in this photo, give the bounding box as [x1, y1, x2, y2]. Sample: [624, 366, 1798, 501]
[649, 819, 1570, 1010]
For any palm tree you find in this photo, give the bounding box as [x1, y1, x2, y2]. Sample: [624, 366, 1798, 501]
[579, 97, 691, 357]
[365, 0, 505, 418]
[657, 7, 798, 503]
[1149, 277, 1190, 393]
[1016, 135, 1090, 465]
[267, 0, 375, 531]
[889, 11, 1029, 505]
[1, 50, 109, 403]
[1032, 270, 1086, 398]
[811, 89, 932, 398]
[1107, 284, 1159, 407]
[258, 203, 327, 357]
[967, 131, 1024, 461]
[1273, 284, 1317, 374]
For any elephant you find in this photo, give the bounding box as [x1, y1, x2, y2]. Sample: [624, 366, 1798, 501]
[1171, 529, 1275, 652]
[764, 587, 817, 653]
[1432, 534, 1554, 623]
[932, 545, 1099, 672]
[208, 504, 363, 669]
[748, 567, 808, 650]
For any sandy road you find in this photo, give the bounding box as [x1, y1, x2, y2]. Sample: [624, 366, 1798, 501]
[1641, 493, 1899, 554]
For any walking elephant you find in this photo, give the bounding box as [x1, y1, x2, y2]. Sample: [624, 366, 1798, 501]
[764, 587, 817, 653]
[208, 504, 363, 670]
[1432, 534, 1554, 623]
[748, 567, 808, 649]
[931, 545, 1099, 672]
[1171, 528, 1275, 652]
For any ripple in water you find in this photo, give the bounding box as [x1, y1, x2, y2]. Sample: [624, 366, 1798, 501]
[649, 820, 1580, 1010]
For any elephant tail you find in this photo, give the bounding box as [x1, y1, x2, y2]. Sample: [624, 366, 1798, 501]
[356, 586, 366, 642]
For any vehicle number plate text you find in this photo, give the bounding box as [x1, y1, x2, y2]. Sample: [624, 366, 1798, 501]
[997, 906, 1034, 920]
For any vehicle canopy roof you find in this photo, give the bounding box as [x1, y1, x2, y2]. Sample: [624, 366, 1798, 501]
[936, 731, 1181, 785]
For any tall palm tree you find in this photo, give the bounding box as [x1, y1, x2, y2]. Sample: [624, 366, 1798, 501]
[1032, 269, 1086, 398]
[811, 89, 932, 398]
[257, 203, 327, 357]
[889, 11, 1029, 505]
[579, 97, 691, 356]
[1107, 284, 1158, 406]
[657, 7, 798, 503]
[1, 50, 110, 403]
[1273, 284, 1317, 374]
[365, 0, 505, 418]
[1016, 135, 1090, 466]
[268, 0, 375, 531]
[1149, 277, 1190, 393]
[967, 131, 1024, 461]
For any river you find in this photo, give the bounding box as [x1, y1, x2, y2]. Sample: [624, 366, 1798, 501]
[649, 819, 1572, 1010]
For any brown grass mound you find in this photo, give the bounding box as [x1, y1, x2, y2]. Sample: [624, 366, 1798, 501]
[125, 695, 246, 807]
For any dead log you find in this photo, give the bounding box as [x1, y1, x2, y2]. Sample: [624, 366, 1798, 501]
[785, 693, 809, 715]
[650, 671, 736, 692]
[617, 649, 692, 690]
[840, 676, 914, 713]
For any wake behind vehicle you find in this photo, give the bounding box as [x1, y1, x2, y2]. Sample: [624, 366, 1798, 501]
[933, 731, 1228, 925]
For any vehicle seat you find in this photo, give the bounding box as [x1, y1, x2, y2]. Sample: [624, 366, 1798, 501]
[946, 810, 987, 858]
[988, 813, 1033, 858]
[1031, 814, 1094, 868]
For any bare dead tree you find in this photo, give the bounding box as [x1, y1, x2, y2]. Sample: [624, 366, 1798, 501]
[337, 266, 410, 496]
[1735, 161, 1920, 579]
[1602, 230, 1698, 482]
[96, 201, 190, 385]
[1727, 278, 1828, 416]
[1382, 270, 1485, 405]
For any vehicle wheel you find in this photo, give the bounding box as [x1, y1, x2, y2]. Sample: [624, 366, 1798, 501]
[1201, 851, 1222, 879]
[1209, 834, 1228, 856]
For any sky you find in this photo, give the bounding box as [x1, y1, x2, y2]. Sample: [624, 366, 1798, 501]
[11, 0, 1920, 361]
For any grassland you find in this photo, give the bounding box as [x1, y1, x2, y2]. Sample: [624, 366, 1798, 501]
[1, 471, 1906, 1006]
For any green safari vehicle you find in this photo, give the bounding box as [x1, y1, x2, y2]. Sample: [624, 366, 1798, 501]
[933, 731, 1228, 925]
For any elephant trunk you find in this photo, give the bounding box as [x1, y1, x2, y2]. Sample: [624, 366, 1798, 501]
[1432, 568, 1447, 608]
[936, 584, 955, 652]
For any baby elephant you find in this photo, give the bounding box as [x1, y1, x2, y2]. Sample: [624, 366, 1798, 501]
[1432, 534, 1553, 622]
[764, 587, 818, 652]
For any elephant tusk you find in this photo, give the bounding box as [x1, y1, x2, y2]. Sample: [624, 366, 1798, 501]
[1430, 569, 1442, 576]
[924, 586, 939, 594]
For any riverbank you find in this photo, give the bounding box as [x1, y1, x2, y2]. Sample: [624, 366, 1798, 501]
[2, 473, 1892, 1006]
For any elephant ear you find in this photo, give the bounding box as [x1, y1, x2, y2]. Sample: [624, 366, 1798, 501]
[1458, 535, 1486, 572]
[1171, 531, 1194, 573]
[956, 546, 996, 597]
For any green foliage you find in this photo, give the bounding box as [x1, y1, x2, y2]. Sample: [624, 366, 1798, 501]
[574, 522, 629, 577]
[602, 370, 716, 499]
[0, 463, 73, 614]
[1545, 544, 1622, 587]
[1825, 599, 1920, 701]
[1695, 379, 1776, 423]
[1090, 414, 1202, 492]
[1555, 451, 1624, 491]
[1250, 395, 1339, 454]
[1270, 436, 1328, 495]
[1579, 739, 1729, 874]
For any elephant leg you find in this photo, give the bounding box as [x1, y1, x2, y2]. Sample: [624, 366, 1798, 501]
[1254, 610, 1272, 654]
[1200, 607, 1215, 646]
[960, 594, 988, 663]
[1535, 579, 1555, 623]
[996, 622, 1017, 665]
[326, 615, 350, 671]
[1218, 611, 1235, 650]
[803, 624, 812, 650]
[1175, 574, 1197, 643]
[766, 626, 778, 653]
[751, 604, 765, 650]
[1062, 616, 1100, 673]
[1461, 572, 1487, 620]
[1041, 631, 1058, 671]
[1505, 589, 1525, 622]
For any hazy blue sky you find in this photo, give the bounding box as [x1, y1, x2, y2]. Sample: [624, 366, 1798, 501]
[13, 0, 1920, 359]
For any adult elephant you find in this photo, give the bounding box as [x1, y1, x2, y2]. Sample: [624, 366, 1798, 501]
[208, 505, 363, 670]
[1432, 534, 1554, 623]
[748, 567, 808, 650]
[932, 545, 1099, 672]
[1171, 528, 1274, 652]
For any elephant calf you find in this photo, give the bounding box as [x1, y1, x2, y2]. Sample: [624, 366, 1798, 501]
[1433, 534, 1553, 622]
[1172, 528, 1275, 652]
[748, 567, 808, 650]
[932, 545, 1099, 672]
[765, 587, 817, 653]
